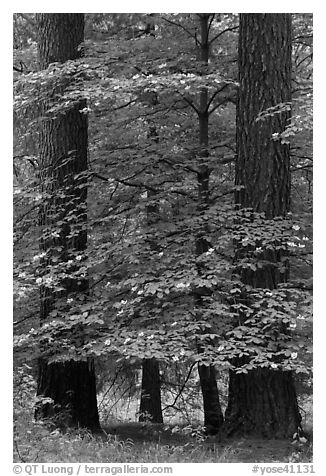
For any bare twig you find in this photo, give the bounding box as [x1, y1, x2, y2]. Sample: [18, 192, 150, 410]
[14, 204, 39, 227]
[177, 92, 200, 115]
[162, 362, 196, 411]
[161, 16, 199, 43]
[291, 164, 312, 172]
[112, 99, 137, 111]
[207, 14, 216, 35]
[14, 311, 38, 327]
[209, 25, 239, 46]
[14, 438, 26, 463]
[208, 98, 231, 115]
[206, 83, 231, 113]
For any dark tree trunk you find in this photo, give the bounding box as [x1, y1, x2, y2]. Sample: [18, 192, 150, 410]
[36, 359, 99, 431]
[235, 14, 292, 218]
[223, 14, 301, 439]
[35, 14, 99, 431]
[139, 358, 163, 423]
[195, 14, 224, 434]
[139, 123, 163, 424]
[37, 14, 84, 69]
[225, 369, 300, 438]
[198, 364, 224, 434]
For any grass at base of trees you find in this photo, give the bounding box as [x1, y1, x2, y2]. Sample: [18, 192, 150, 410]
[14, 419, 312, 464]
[14, 367, 313, 463]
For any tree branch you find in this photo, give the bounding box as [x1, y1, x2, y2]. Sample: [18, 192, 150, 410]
[207, 14, 216, 35]
[208, 98, 231, 115]
[161, 16, 199, 44]
[92, 172, 191, 198]
[206, 83, 231, 113]
[162, 362, 197, 411]
[208, 25, 239, 45]
[291, 164, 312, 172]
[159, 156, 198, 175]
[14, 203, 39, 227]
[112, 99, 137, 111]
[177, 92, 200, 115]
[14, 311, 37, 327]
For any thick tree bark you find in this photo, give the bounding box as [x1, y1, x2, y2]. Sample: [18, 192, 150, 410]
[35, 14, 99, 431]
[36, 359, 99, 430]
[235, 14, 291, 218]
[195, 14, 224, 434]
[223, 14, 302, 439]
[225, 369, 300, 438]
[37, 14, 84, 69]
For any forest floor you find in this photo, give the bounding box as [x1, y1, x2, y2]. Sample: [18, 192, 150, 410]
[13, 392, 313, 463]
[14, 421, 313, 463]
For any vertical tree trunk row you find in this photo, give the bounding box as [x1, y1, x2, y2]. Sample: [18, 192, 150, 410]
[33, 13, 304, 437]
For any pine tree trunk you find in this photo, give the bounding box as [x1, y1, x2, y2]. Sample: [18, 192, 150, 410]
[198, 364, 224, 434]
[223, 14, 301, 439]
[195, 14, 224, 434]
[225, 369, 300, 438]
[139, 123, 163, 423]
[35, 14, 99, 431]
[36, 359, 99, 430]
[139, 358, 163, 423]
